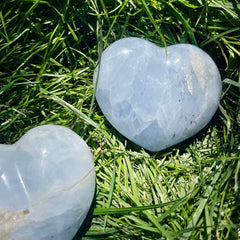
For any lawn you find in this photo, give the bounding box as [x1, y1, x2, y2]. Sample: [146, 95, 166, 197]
[0, 0, 240, 239]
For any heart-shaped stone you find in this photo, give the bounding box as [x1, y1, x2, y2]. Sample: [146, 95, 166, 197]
[0, 125, 95, 240]
[94, 37, 222, 151]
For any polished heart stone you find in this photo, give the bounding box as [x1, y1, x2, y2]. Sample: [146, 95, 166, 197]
[94, 37, 222, 152]
[0, 125, 95, 240]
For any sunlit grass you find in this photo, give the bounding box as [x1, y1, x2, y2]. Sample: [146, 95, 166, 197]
[0, 0, 240, 239]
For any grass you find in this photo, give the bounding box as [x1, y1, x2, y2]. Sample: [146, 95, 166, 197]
[0, 0, 240, 239]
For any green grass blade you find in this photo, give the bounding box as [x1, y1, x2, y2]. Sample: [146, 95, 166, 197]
[181, 164, 222, 239]
[164, 2, 197, 45]
[140, 0, 167, 48]
[223, 78, 240, 88]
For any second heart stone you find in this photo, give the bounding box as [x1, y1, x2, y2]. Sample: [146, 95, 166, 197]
[94, 37, 222, 152]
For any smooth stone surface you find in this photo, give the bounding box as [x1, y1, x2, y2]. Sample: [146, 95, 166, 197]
[0, 125, 95, 240]
[94, 37, 222, 152]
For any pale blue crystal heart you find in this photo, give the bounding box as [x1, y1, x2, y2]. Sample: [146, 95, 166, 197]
[94, 37, 222, 151]
[0, 125, 95, 240]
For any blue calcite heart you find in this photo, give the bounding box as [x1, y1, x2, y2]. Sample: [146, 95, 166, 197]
[0, 125, 95, 240]
[94, 37, 222, 151]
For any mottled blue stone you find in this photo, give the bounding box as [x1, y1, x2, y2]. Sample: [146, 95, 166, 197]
[0, 125, 95, 240]
[94, 37, 222, 151]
